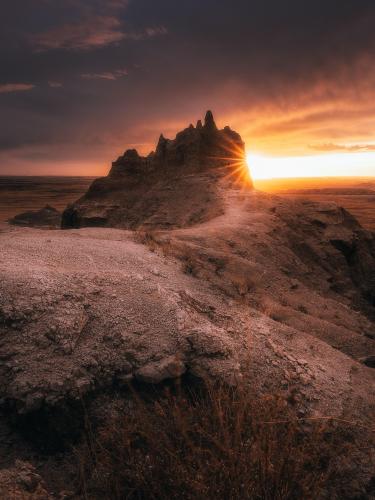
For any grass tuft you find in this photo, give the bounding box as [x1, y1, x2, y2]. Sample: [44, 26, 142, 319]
[76, 380, 359, 499]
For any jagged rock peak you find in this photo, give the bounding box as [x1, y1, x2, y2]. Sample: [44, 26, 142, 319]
[156, 133, 169, 157]
[157, 133, 171, 145]
[123, 149, 140, 160]
[204, 110, 217, 130]
[196, 119, 203, 129]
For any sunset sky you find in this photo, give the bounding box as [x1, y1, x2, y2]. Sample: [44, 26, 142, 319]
[1, 0, 375, 178]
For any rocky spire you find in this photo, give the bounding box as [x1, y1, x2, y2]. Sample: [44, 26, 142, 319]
[156, 133, 168, 157]
[196, 119, 203, 130]
[123, 149, 140, 160]
[204, 110, 217, 131]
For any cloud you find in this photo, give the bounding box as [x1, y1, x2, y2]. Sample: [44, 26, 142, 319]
[1, 0, 375, 175]
[310, 142, 375, 152]
[48, 81, 63, 88]
[104, 0, 129, 7]
[81, 68, 128, 80]
[143, 26, 168, 38]
[0, 83, 35, 94]
[31, 16, 126, 51]
[117, 25, 168, 41]
[30, 10, 168, 53]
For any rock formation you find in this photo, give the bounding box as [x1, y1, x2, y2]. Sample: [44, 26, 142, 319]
[9, 205, 61, 228]
[62, 111, 251, 229]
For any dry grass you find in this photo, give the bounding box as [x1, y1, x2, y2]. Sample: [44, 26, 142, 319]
[76, 380, 357, 500]
[134, 230, 202, 277]
[180, 249, 201, 276]
[231, 274, 255, 296]
[133, 231, 165, 253]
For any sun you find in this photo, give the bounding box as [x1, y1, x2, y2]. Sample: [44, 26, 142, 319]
[246, 153, 305, 179]
[246, 152, 375, 180]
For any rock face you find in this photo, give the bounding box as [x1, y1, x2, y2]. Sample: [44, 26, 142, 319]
[0, 461, 50, 499]
[62, 111, 251, 229]
[9, 205, 61, 228]
[0, 229, 244, 418]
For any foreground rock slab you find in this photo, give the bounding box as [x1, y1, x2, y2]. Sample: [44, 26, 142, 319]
[1, 191, 374, 424]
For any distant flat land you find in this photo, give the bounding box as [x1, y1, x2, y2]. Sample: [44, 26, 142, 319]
[0, 176, 94, 224]
[0, 176, 374, 230]
[254, 177, 375, 230]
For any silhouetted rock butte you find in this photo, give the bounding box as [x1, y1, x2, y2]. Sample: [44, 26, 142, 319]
[9, 205, 61, 228]
[62, 111, 251, 229]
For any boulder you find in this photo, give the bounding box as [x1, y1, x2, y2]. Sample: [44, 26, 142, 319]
[9, 205, 61, 228]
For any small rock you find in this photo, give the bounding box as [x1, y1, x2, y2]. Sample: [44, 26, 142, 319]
[135, 355, 186, 384]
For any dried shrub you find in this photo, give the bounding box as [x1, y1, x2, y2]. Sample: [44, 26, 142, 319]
[76, 380, 357, 500]
[181, 252, 199, 276]
[298, 304, 308, 315]
[134, 231, 171, 255]
[231, 274, 255, 296]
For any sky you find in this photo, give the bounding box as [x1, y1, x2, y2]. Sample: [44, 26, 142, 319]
[1, 0, 375, 178]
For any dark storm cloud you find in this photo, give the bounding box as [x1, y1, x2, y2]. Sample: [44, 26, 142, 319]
[0, 0, 375, 173]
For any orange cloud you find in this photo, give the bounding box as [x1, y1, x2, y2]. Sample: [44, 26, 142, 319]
[0, 83, 35, 94]
[310, 142, 375, 153]
[222, 59, 375, 157]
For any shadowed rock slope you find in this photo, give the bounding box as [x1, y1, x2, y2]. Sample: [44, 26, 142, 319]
[62, 111, 251, 229]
